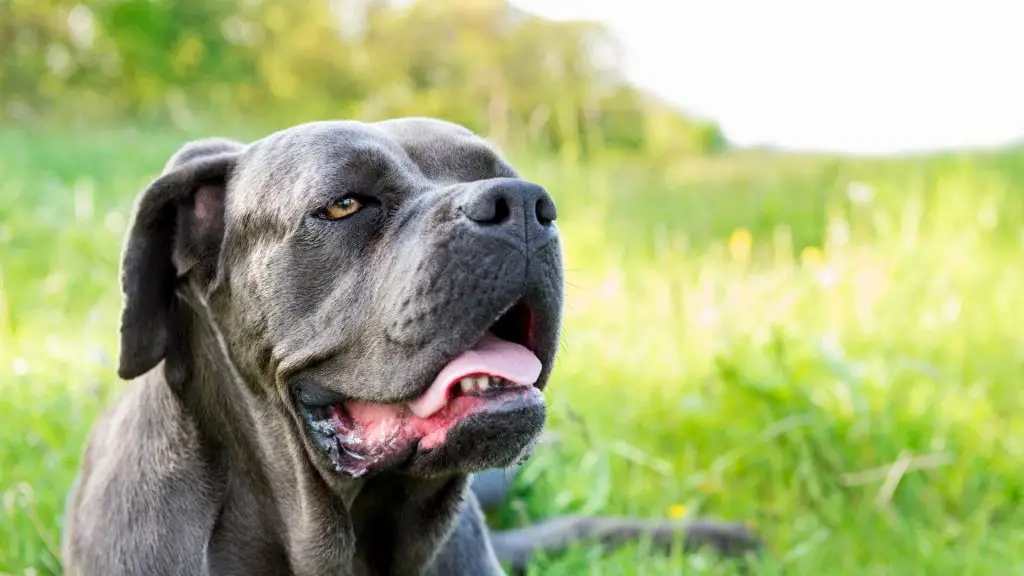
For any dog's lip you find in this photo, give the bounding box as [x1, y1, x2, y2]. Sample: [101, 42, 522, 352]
[294, 383, 348, 410]
[302, 384, 545, 478]
[412, 385, 544, 452]
[295, 298, 542, 411]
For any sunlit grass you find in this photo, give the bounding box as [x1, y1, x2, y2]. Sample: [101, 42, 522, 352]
[1, 125, 1023, 574]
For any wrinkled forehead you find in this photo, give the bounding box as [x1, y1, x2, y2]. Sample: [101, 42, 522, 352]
[225, 119, 518, 220]
[373, 117, 519, 182]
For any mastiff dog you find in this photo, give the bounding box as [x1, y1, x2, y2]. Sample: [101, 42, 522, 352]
[61, 118, 760, 575]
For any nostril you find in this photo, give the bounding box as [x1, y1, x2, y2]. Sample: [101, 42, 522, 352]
[492, 197, 511, 225]
[535, 196, 557, 225]
[462, 194, 511, 225]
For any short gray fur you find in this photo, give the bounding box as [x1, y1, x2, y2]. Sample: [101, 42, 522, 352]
[60, 118, 760, 576]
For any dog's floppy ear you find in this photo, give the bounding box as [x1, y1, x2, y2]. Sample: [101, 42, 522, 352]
[116, 138, 245, 381]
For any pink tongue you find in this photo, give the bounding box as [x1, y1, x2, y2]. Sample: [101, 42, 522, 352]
[406, 333, 542, 418]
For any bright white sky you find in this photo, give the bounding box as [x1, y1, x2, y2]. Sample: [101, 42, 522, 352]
[511, 0, 1024, 155]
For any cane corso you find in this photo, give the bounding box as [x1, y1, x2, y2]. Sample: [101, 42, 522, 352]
[60, 118, 759, 575]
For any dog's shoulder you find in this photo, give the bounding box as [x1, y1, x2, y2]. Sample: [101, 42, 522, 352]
[62, 368, 222, 575]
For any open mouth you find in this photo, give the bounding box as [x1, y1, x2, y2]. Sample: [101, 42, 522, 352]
[300, 300, 545, 477]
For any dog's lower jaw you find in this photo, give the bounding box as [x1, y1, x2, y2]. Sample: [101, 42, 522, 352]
[405, 394, 547, 478]
[301, 387, 547, 479]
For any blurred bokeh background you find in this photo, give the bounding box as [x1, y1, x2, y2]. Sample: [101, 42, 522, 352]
[2, 0, 1023, 574]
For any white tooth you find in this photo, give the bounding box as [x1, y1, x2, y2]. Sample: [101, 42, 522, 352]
[475, 377, 490, 391]
[460, 378, 474, 393]
[489, 376, 501, 387]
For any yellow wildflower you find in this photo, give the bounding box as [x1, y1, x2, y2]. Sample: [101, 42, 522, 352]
[800, 246, 823, 267]
[727, 228, 753, 263]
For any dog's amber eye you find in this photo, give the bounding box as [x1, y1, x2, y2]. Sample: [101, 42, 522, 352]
[322, 197, 363, 220]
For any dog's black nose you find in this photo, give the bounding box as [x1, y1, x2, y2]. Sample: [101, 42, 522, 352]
[461, 178, 557, 249]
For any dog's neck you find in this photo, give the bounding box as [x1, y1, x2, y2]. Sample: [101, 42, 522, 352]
[164, 287, 471, 574]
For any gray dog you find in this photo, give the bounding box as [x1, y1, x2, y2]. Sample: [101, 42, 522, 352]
[61, 118, 759, 575]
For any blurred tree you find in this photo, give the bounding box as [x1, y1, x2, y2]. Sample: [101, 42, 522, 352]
[0, 0, 728, 157]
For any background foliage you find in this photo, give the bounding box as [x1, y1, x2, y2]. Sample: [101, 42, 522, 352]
[0, 0, 725, 157]
[2, 0, 1024, 574]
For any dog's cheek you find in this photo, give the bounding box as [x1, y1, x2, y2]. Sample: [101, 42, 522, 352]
[380, 236, 527, 348]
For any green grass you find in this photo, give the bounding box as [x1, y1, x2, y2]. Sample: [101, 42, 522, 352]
[2, 124, 1024, 575]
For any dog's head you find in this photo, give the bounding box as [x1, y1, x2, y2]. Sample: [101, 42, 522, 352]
[117, 118, 563, 480]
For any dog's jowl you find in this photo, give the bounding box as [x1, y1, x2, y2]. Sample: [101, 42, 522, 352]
[61, 118, 759, 576]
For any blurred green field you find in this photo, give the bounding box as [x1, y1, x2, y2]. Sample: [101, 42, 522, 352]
[2, 124, 1024, 575]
